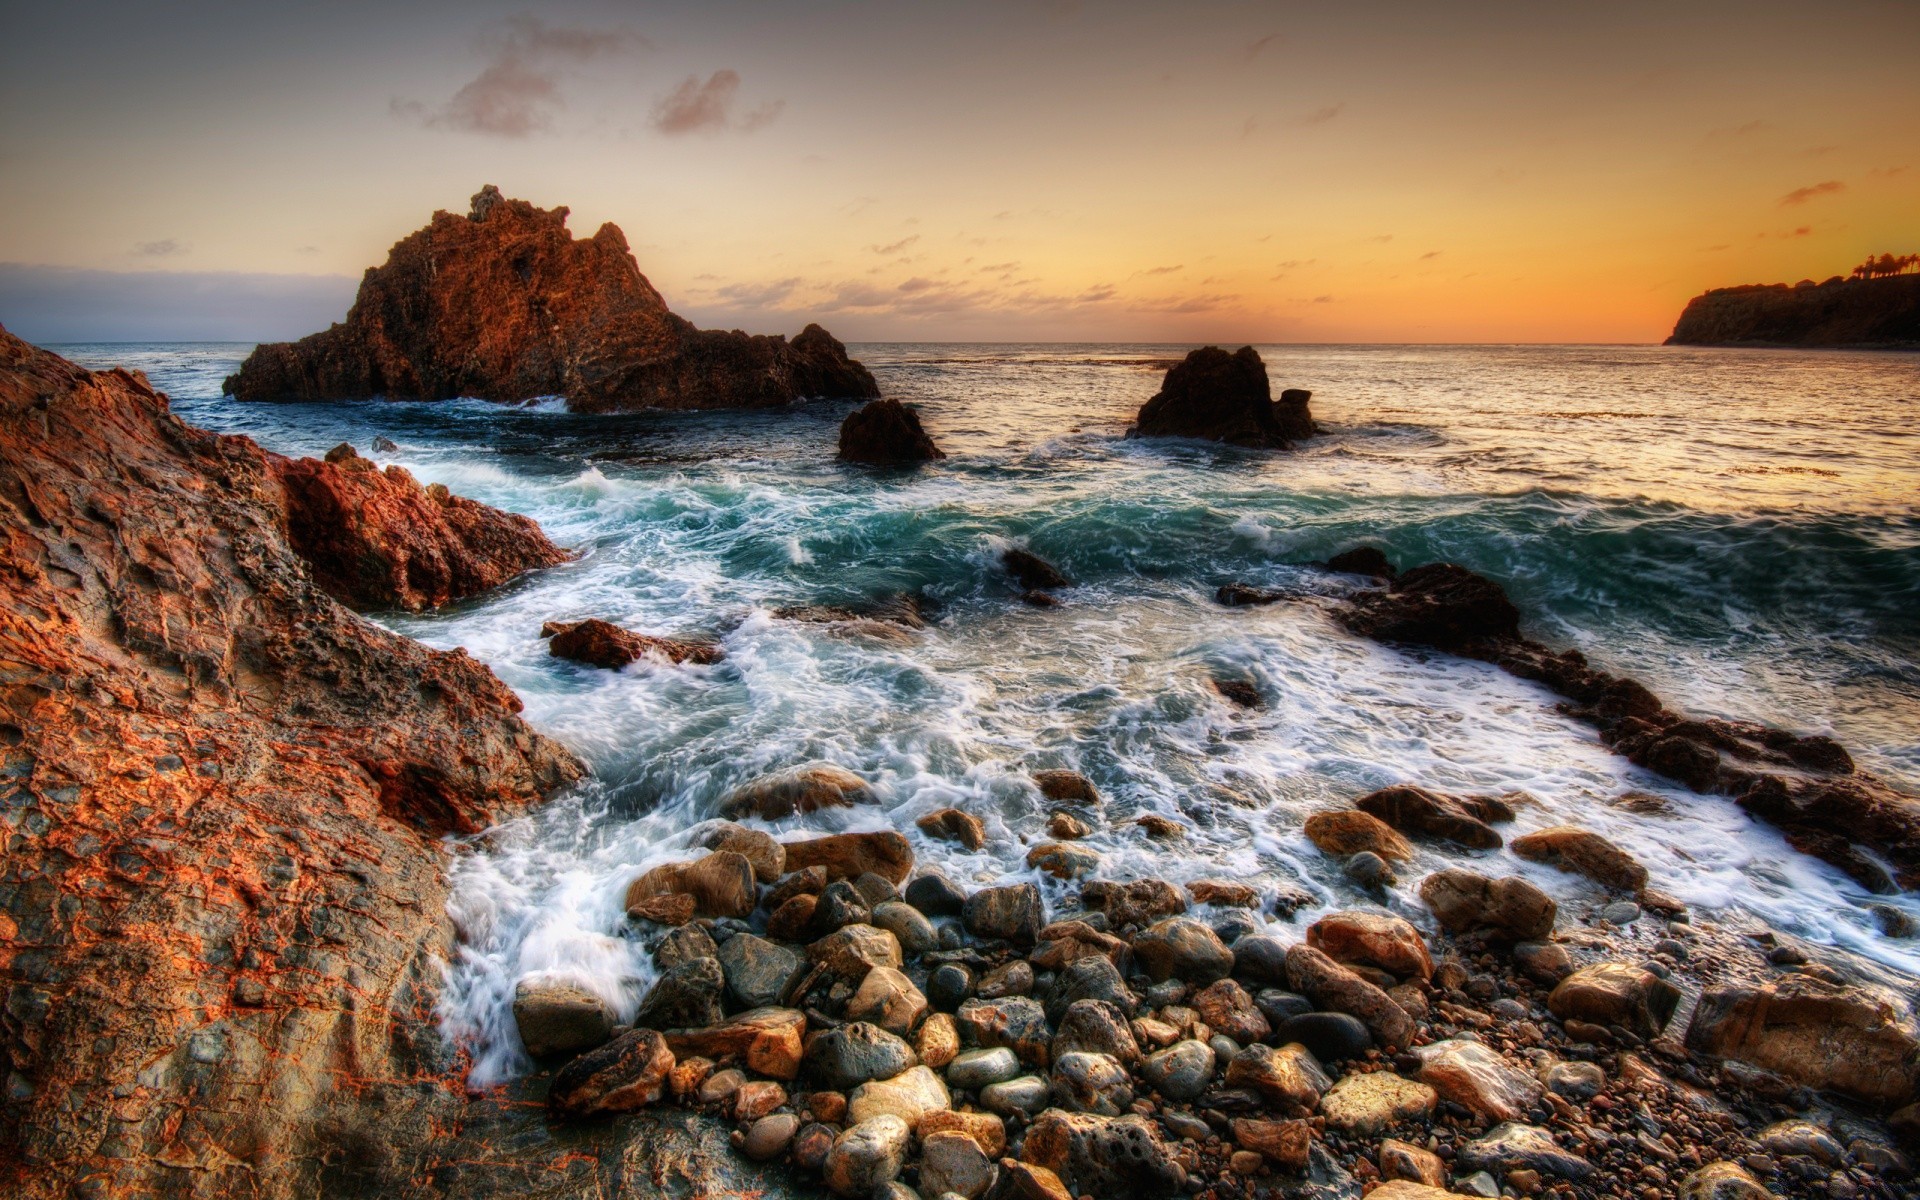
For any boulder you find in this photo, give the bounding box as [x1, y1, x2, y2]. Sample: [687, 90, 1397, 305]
[838, 398, 945, 464]
[847, 966, 930, 1037]
[1357, 784, 1512, 849]
[654, 924, 719, 970]
[1684, 973, 1920, 1105]
[1027, 841, 1101, 880]
[871, 900, 938, 955]
[717, 933, 804, 1010]
[664, 1007, 807, 1080]
[918, 806, 987, 850]
[723, 763, 874, 820]
[917, 1011, 961, 1069]
[226, 186, 879, 412]
[511, 979, 616, 1059]
[905, 870, 969, 917]
[823, 1114, 912, 1198]
[1511, 826, 1649, 892]
[963, 882, 1045, 946]
[1224, 1042, 1332, 1114]
[1131, 917, 1234, 985]
[1050, 1050, 1135, 1115]
[808, 923, 904, 982]
[1320, 1071, 1437, 1136]
[694, 822, 786, 883]
[547, 1028, 676, 1116]
[1304, 810, 1415, 862]
[1229, 935, 1291, 988]
[1274, 1012, 1373, 1063]
[1379, 1138, 1446, 1187]
[633, 957, 726, 1030]
[625, 851, 757, 920]
[1051, 999, 1142, 1064]
[847, 1063, 951, 1125]
[783, 830, 915, 884]
[1419, 869, 1557, 941]
[1369, 1185, 1459, 1200]
[1325, 546, 1397, 579]
[544, 618, 723, 669]
[1188, 880, 1261, 908]
[1284, 944, 1415, 1050]
[1415, 1038, 1545, 1122]
[1003, 548, 1071, 591]
[1033, 769, 1100, 804]
[1306, 911, 1435, 982]
[1081, 879, 1188, 927]
[1339, 562, 1524, 650]
[1021, 1111, 1184, 1199]
[956, 996, 1053, 1065]
[1548, 963, 1681, 1038]
[1191, 979, 1271, 1045]
[1130, 345, 1313, 448]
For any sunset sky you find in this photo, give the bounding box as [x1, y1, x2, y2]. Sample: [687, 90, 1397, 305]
[2, 0, 1915, 343]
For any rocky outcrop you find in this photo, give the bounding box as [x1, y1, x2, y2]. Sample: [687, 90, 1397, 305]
[273, 443, 569, 612]
[1666, 275, 1920, 348]
[837, 398, 944, 464]
[224, 186, 879, 411]
[0, 330, 586, 1196]
[542, 618, 724, 669]
[1129, 345, 1316, 448]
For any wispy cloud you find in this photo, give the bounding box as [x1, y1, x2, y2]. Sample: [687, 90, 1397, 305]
[1136, 264, 1184, 276]
[1779, 180, 1844, 206]
[651, 69, 785, 135]
[395, 18, 649, 138]
[1245, 33, 1283, 60]
[1298, 103, 1344, 125]
[870, 235, 921, 256]
[132, 238, 187, 258]
[1419, 250, 1442, 260]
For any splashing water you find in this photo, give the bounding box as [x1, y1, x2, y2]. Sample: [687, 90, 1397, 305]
[59, 340, 1920, 1086]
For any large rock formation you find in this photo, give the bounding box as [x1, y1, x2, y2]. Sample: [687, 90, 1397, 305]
[0, 329, 618, 1197]
[223, 186, 880, 412]
[1666, 274, 1920, 348]
[837, 398, 945, 464]
[1130, 345, 1316, 448]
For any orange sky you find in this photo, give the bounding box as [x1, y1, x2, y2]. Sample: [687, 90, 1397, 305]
[1, 1, 1915, 342]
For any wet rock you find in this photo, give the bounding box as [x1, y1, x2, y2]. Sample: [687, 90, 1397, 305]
[977, 961, 1034, 1001]
[811, 879, 874, 934]
[929, 963, 975, 1012]
[917, 1011, 961, 1069]
[1420, 868, 1557, 941]
[1600, 900, 1642, 925]
[1542, 1060, 1605, 1100]
[1326, 546, 1397, 579]
[1284, 944, 1415, 1050]
[718, 933, 804, 1010]
[1131, 917, 1234, 985]
[1230, 935, 1291, 989]
[1457, 1122, 1594, 1181]
[548, 1027, 677, 1116]
[964, 882, 1045, 946]
[783, 830, 915, 885]
[1304, 809, 1416, 862]
[724, 763, 875, 820]
[512, 978, 616, 1058]
[982, 1075, 1052, 1118]
[1686, 973, 1920, 1104]
[767, 894, 819, 942]
[1047, 954, 1135, 1019]
[906, 871, 969, 917]
[1003, 548, 1071, 591]
[1188, 880, 1261, 908]
[919, 1109, 1008, 1158]
[808, 923, 905, 982]
[1022, 1110, 1184, 1199]
[1511, 825, 1649, 892]
[1369, 1185, 1457, 1200]
[848, 966, 930, 1037]
[848, 1062, 950, 1124]
[793, 1121, 838, 1171]
[695, 821, 787, 883]
[1130, 344, 1312, 448]
[1027, 842, 1101, 880]
[1047, 811, 1093, 839]
[1345, 851, 1396, 888]
[1548, 962, 1681, 1038]
[871, 900, 938, 956]
[1210, 679, 1263, 709]
[628, 892, 698, 926]
[1033, 769, 1100, 804]
[1141, 1039, 1217, 1101]
[1379, 1138, 1447, 1187]
[919, 807, 988, 851]
[743, 1111, 800, 1161]
[948, 1046, 1023, 1090]
[839, 398, 945, 464]
[1223, 1042, 1332, 1114]
[806, 1021, 918, 1091]
[1051, 1050, 1134, 1115]
[1320, 1071, 1437, 1136]
[1757, 1119, 1845, 1164]
[1231, 1117, 1312, 1169]
[823, 1114, 912, 1197]
[1512, 940, 1574, 984]
[634, 957, 726, 1030]
[1358, 784, 1512, 849]
[766, 864, 829, 909]
[957, 996, 1053, 1064]
[1082, 879, 1189, 928]
[1415, 1038, 1545, 1122]
[1678, 1162, 1773, 1200]
[627, 850, 759, 920]
[666, 1007, 808, 1079]
[1255, 989, 1316, 1026]
[1307, 910, 1435, 982]
[1052, 999, 1142, 1064]
[921, 1128, 997, 1199]
[545, 618, 723, 670]
[1192, 979, 1271, 1045]
[1032, 921, 1129, 974]
[996, 1158, 1072, 1200]
[1339, 561, 1523, 650]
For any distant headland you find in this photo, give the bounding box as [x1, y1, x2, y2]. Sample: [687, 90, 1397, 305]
[1666, 253, 1920, 349]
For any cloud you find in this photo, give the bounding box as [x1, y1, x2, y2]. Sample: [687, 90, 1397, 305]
[1787, 225, 1812, 238]
[869, 235, 920, 256]
[1419, 250, 1442, 260]
[1136, 265, 1184, 276]
[1779, 180, 1844, 206]
[1299, 103, 1344, 125]
[1131, 294, 1236, 314]
[712, 277, 802, 306]
[1245, 33, 1283, 60]
[1367, 234, 1394, 243]
[1705, 119, 1770, 140]
[398, 18, 648, 138]
[132, 239, 186, 258]
[651, 69, 784, 135]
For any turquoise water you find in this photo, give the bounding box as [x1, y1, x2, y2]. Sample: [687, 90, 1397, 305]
[57, 341, 1920, 1083]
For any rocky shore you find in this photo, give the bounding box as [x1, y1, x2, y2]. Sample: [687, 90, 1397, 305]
[1665, 276, 1920, 349]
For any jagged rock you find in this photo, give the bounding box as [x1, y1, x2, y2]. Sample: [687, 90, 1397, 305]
[998, 1159, 1074, 1200]
[548, 1028, 677, 1116]
[806, 1021, 918, 1091]
[918, 806, 988, 850]
[1320, 1071, 1437, 1136]
[1357, 784, 1512, 849]
[723, 762, 875, 820]
[1027, 842, 1101, 879]
[1307, 911, 1435, 982]
[823, 1114, 912, 1198]
[626, 851, 758, 920]
[1192, 979, 1271, 1045]
[783, 830, 915, 884]
[512, 978, 616, 1058]
[654, 924, 719, 970]
[634, 957, 726, 1030]
[963, 882, 1045, 946]
[957, 997, 1053, 1065]
[717, 933, 804, 1010]
[920, 1129, 996, 1199]
[847, 1062, 950, 1124]
[918, 1109, 1007, 1158]
[1082, 879, 1188, 927]
[766, 894, 818, 942]
[1188, 881, 1260, 908]
[543, 617, 722, 669]
[1033, 769, 1100, 803]
[1548, 963, 1681, 1038]
[838, 398, 945, 464]
[694, 821, 786, 883]
[1304, 809, 1415, 862]
[1511, 826, 1649, 892]
[1340, 562, 1523, 650]
[1003, 548, 1070, 591]
[1052, 999, 1142, 1065]
[1685, 973, 1920, 1104]
[1415, 1038, 1546, 1122]
[664, 1007, 807, 1079]
[1285, 944, 1415, 1050]
[1457, 1122, 1594, 1181]
[1051, 1050, 1134, 1115]
[227, 186, 879, 411]
[809, 923, 904, 983]
[1224, 1042, 1332, 1114]
[0, 333, 585, 1196]
[972, 960, 1032, 1002]
[731, 1080, 785, 1121]
[1022, 1110, 1184, 1199]
[1420, 868, 1557, 941]
[1379, 1139, 1446, 1187]
[1131, 917, 1234, 985]
[1130, 345, 1314, 448]
[917, 1011, 961, 1069]
[766, 864, 828, 909]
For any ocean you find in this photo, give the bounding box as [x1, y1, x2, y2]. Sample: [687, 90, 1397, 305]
[55, 340, 1920, 1088]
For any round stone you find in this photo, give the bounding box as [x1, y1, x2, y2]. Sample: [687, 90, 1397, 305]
[1274, 1012, 1372, 1063]
[946, 1046, 1022, 1091]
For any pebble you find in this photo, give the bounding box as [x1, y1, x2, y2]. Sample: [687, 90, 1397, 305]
[743, 1112, 799, 1161]
[980, 1075, 1051, 1118]
[947, 1047, 1022, 1091]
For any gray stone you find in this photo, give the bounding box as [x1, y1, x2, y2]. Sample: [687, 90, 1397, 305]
[1021, 1110, 1184, 1199]
[946, 1046, 1022, 1091]
[1254, 988, 1314, 1025]
[743, 1112, 800, 1161]
[964, 883, 1045, 946]
[1457, 1122, 1594, 1181]
[633, 957, 725, 1031]
[1050, 1050, 1133, 1115]
[1543, 1060, 1605, 1101]
[823, 1114, 911, 1197]
[1131, 917, 1233, 985]
[1140, 1039, 1216, 1101]
[813, 880, 872, 933]
[1601, 901, 1642, 925]
[1051, 999, 1140, 1064]
[872, 900, 938, 955]
[906, 871, 968, 917]
[512, 979, 616, 1059]
[920, 1128, 998, 1199]
[1345, 850, 1395, 888]
[956, 996, 1051, 1063]
[805, 1021, 918, 1091]
[717, 933, 803, 1010]
[979, 1074, 1050, 1118]
[976, 959, 1034, 999]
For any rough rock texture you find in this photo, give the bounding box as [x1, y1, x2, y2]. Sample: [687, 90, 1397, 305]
[1666, 274, 1920, 348]
[1130, 345, 1316, 448]
[0, 330, 587, 1196]
[1685, 974, 1919, 1105]
[837, 398, 945, 464]
[225, 186, 879, 411]
[543, 618, 723, 669]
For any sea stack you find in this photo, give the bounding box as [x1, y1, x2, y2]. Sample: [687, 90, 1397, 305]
[223, 185, 881, 411]
[837, 398, 946, 464]
[1130, 345, 1316, 448]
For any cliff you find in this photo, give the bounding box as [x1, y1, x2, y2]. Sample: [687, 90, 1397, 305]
[223, 186, 880, 412]
[1666, 273, 1920, 348]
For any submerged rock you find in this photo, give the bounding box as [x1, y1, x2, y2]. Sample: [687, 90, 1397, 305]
[918, 806, 988, 851]
[1002, 547, 1071, 591]
[226, 185, 879, 410]
[1130, 344, 1315, 448]
[838, 397, 945, 463]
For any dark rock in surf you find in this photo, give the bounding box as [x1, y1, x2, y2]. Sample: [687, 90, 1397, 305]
[1003, 548, 1069, 591]
[544, 618, 725, 669]
[1130, 345, 1316, 448]
[837, 397, 945, 464]
[1340, 562, 1521, 650]
[1325, 546, 1396, 579]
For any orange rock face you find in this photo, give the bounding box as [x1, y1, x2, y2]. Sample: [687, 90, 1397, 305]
[0, 330, 587, 1196]
[224, 185, 880, 411]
